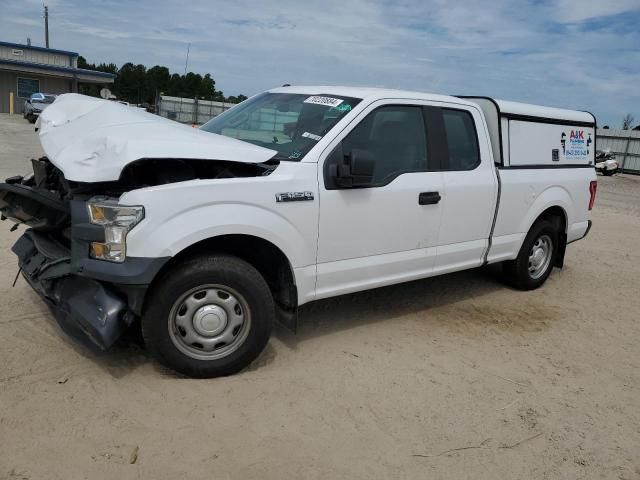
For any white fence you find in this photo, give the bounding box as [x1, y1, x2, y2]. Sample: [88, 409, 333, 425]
[157, 96, 237, 125]
[597, 129, 640, 174]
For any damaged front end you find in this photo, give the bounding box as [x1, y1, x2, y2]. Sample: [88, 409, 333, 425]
[1, 94, 280, 351]
[1, 155, 277, 350]
[0, 158, 162, 349]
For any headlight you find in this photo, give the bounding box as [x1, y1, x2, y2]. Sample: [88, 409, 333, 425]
[87, 200, 144, 263]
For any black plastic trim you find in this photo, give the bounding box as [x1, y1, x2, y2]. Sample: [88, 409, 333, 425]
[75, 255, 170, 285]
[503, 113, 595, 128]
[498, 164, 594, 170]
[423, 105, 447, 171]
[0, 182, 69, 230]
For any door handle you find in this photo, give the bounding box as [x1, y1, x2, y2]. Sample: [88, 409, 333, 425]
[418, 191, 441, 205]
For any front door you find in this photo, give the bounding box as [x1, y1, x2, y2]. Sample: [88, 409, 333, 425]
[315, 101, 444, 300]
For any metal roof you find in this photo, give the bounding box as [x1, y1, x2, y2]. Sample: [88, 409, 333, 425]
[0, 58, 115, 79]
[0, 40, 79, 57]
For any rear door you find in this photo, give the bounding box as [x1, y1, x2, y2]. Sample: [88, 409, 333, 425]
[432, 105, 498, 274]
[315, 100, 444, 300]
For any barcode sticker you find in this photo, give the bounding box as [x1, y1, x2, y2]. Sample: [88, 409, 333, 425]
[302, 132, 322, 141]
[304, 96, 343, 107]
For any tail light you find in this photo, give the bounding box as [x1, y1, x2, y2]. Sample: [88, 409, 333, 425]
[588, 180, 597, 210]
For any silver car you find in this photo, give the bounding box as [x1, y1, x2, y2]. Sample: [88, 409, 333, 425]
[23, 93, 56, 123]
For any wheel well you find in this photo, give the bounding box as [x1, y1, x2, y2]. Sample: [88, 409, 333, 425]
[534, 206, 567, 267]
[535, 206, 567, 233]
[153, 235, 298, 313]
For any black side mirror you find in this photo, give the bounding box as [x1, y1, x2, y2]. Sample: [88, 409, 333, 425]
[332, 148, 375, 188]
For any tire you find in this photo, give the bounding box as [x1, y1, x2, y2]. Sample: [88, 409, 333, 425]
[503, 219, 559, 290]
[28, 115, 36, 124]
[142, 254, 274, 378]
[602, 169, 613, 176]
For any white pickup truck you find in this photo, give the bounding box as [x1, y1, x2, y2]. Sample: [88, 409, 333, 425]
[0, 87, 597, 377]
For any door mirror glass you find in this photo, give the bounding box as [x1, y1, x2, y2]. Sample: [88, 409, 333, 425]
[332, 147, 375, 188]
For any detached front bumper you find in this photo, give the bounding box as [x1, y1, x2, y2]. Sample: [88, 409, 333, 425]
[13, 230, 134, 350]
[12, 229, 168, 350]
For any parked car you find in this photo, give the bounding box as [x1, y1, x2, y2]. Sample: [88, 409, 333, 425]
[0, 88, 597, 377]
[23, 93, 56, 123]
[595, 150, 619, 176]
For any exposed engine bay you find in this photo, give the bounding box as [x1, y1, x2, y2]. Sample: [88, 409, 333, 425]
[0, 157, 277, 232]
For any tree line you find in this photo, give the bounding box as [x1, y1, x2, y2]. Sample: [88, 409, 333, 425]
[78, 56, 248, 105]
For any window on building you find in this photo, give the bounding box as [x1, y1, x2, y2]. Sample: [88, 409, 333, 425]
[17, 78, 40, 99]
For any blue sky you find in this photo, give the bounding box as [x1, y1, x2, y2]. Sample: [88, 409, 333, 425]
[2, 0, 639, 127]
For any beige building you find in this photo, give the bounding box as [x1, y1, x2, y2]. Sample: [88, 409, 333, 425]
[0, 40, 115, 114]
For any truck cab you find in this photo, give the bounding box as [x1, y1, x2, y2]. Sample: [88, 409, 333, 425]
[0, 87, 596, 377]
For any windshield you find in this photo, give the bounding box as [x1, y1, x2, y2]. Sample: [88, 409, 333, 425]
[33, 95, 56, 104]
[200, 92, 361, 161]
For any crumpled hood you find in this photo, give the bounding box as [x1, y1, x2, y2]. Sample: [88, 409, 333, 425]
[36, 94, 278, 182]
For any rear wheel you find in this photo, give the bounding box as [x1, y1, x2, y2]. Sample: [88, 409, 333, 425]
[503, 219, 559, 290]
[142, 254, 274, 378]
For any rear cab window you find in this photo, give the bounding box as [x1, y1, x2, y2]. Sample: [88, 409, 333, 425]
[441, 109, 481, 170]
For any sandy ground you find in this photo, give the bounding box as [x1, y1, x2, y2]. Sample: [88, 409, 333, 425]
[0, 113, 638, 479]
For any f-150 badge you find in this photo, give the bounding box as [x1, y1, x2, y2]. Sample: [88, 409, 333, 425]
[275, 192, 314, 202]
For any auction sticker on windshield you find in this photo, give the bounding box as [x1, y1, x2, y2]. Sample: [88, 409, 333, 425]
[304, 96, 343, 107]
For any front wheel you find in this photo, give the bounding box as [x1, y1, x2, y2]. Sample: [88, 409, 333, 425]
[503, 219, 559, 290]
[142, 254, 274, 378]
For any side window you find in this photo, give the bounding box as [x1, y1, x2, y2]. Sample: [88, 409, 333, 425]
[442, 109, 480, 170]
[342, 105, 428, 185]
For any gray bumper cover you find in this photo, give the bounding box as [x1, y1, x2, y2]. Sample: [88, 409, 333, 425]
[12, 230, 168, 350]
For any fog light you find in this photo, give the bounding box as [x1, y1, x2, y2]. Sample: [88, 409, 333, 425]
[87, 200, 144, 263]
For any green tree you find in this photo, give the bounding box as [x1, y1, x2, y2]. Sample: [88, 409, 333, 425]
[74, 57, 247, 105]
[166, 73, 184, 97]
[199, 73, 216, 100]
[115, 63, 147, 103]
[146, 65, 170, 101]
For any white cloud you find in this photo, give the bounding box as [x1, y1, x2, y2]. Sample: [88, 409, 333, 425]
[554, 0, 640, 22]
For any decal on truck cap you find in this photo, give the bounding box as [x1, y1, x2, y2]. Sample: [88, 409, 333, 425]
[560, 129, 593, 160]
[304, 96, 343, 107]
[561, 129, 592, 161]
